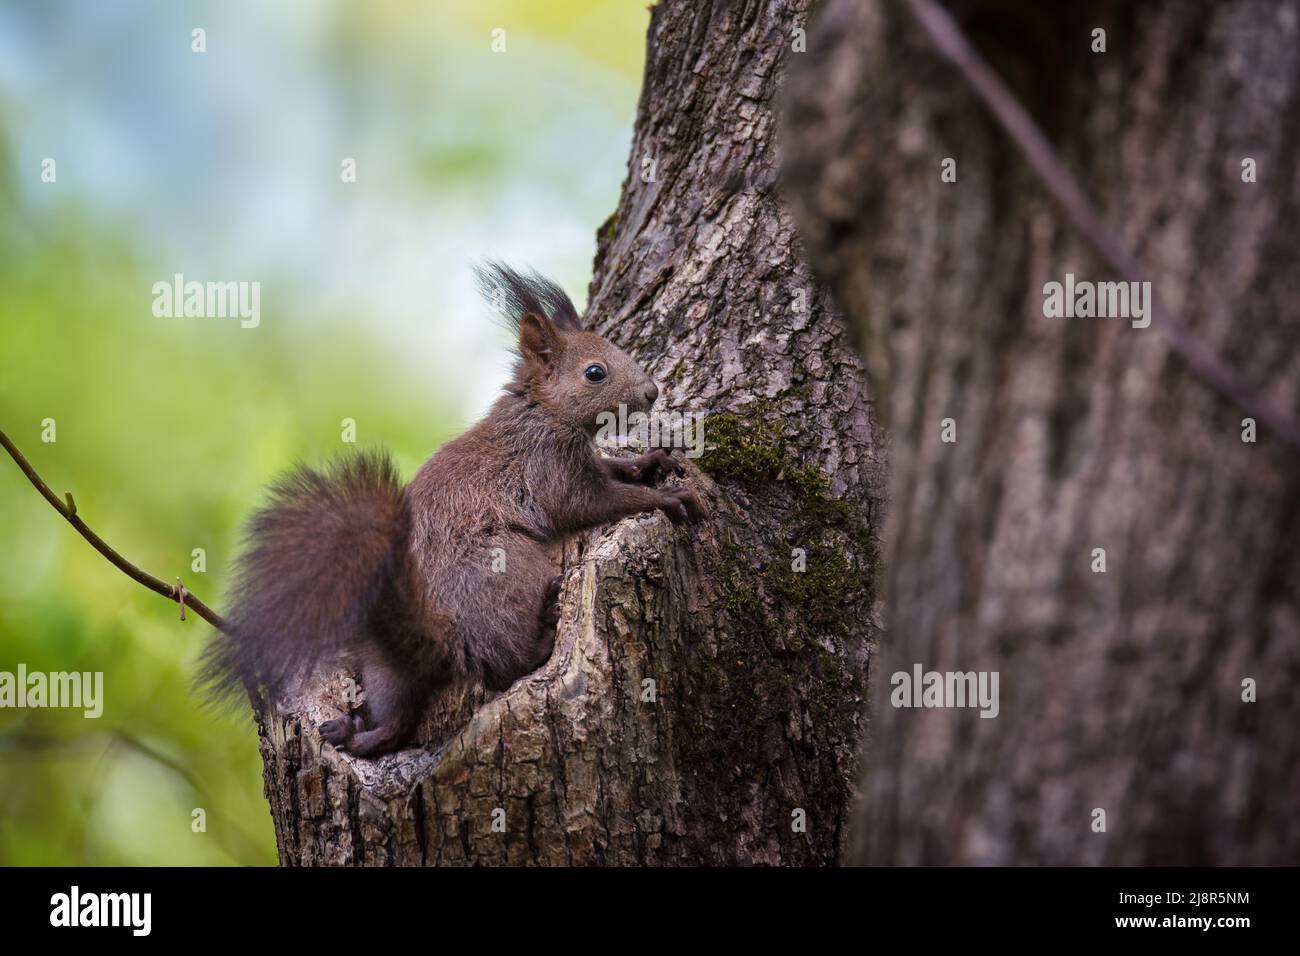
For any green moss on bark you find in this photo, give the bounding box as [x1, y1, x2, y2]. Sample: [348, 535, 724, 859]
[701, 410, 874, 639]
[596, 209, 620, 248]
[697, 414, 786, 483]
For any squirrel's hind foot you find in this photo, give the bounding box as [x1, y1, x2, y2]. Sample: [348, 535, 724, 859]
[319, 715, 360, 749]
[540, 575, 562, 628]
[318, 714, 409, 757]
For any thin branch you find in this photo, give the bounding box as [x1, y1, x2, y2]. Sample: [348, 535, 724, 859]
[0, 428, 228, 631]
[905, 0, 1300, 452]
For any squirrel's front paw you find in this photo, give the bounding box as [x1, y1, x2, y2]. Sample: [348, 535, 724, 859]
[620, 449, 685, 485]
[660, 486, 705, 525]
[639, 449, 685, 484]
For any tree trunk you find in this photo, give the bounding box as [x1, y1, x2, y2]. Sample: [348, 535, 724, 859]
[782, 0, 1300, 864]
[255, 0, 882, 866]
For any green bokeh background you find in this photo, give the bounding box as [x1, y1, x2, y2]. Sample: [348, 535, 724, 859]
[0, 0, 646, 865]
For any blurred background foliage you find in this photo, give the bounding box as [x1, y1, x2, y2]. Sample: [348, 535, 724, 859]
[0, 0, 647, 864]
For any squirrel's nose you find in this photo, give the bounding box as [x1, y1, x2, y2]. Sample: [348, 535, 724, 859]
[643, 381, 660, 405]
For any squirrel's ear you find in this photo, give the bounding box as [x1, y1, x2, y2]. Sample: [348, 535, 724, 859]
[519, 312, 560, 372]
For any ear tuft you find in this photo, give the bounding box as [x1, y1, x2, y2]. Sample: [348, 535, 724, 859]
[474, 261, 584, 334]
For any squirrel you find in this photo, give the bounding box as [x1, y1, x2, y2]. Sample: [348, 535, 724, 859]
[200, 263, 704, 757]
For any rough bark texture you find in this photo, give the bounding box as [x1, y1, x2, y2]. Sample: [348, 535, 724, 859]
[255, 0, 882, 866]
[782, 0, 1300, 864]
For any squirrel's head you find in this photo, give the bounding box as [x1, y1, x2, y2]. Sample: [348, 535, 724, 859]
[476, 262, 660, 434]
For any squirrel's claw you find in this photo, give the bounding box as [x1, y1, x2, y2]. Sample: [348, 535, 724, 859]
[661, 486, 705, 525]
[659, 450, 686, 478]
[641, 449, 685, 484]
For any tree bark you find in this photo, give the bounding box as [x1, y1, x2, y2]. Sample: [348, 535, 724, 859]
[782, 0, 1300, 864]
[255, 0, 882, 866]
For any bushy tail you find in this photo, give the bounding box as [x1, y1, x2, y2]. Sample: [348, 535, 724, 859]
[200, 449, 406, 704]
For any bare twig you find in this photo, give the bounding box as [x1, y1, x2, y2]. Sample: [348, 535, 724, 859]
[905, 0, 1300, 452]
[0, 428, 228, 631]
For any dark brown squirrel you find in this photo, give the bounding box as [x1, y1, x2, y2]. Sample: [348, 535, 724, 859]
[200, 263, 704, 757]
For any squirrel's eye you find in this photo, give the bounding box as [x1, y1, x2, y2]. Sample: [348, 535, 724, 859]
[583, 364, 607, 383]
